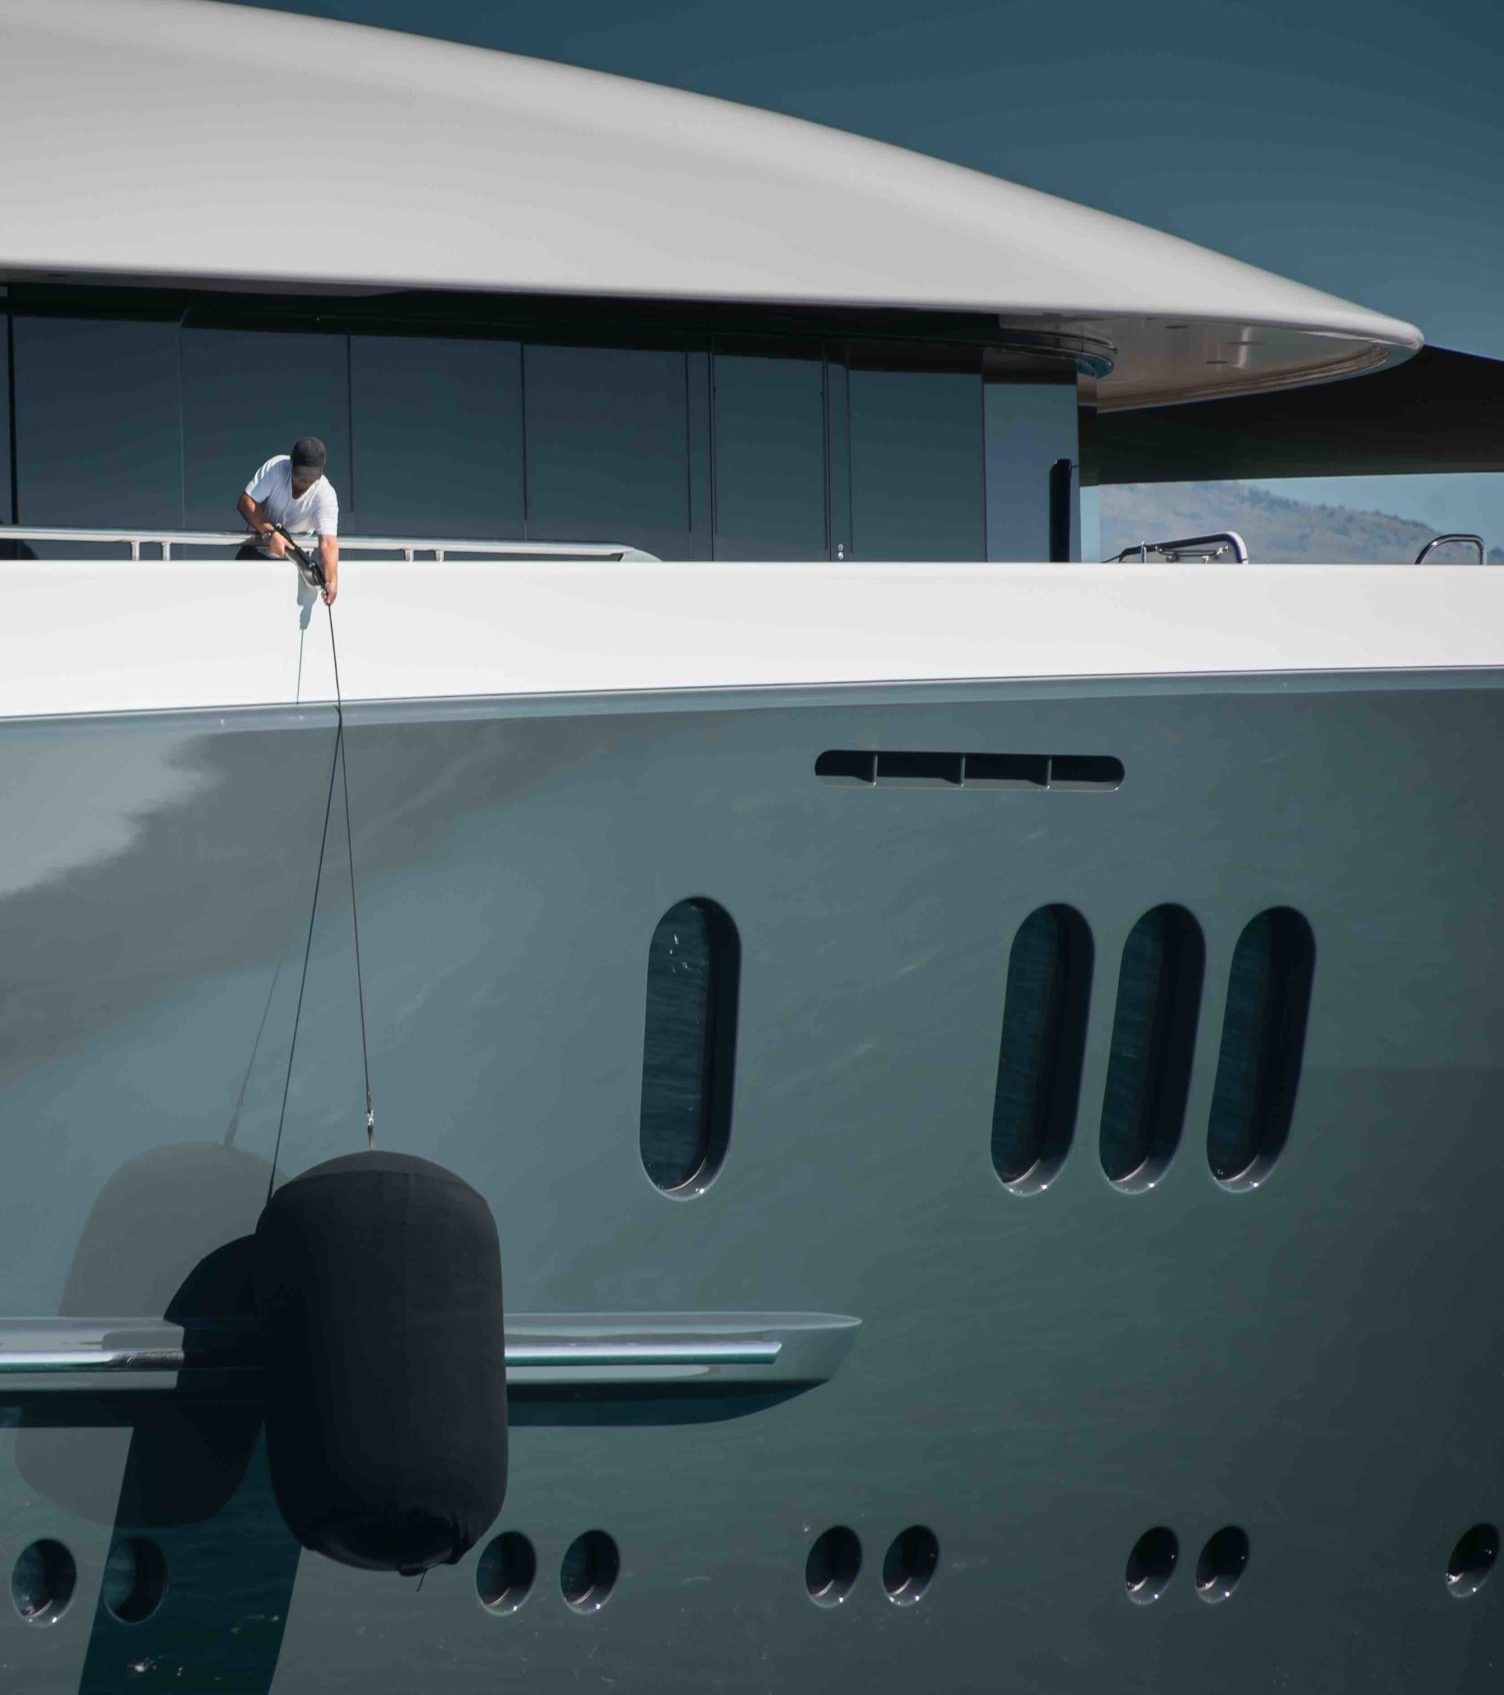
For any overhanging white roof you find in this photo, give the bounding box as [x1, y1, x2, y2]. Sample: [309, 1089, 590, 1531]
[0, 0, 1421, 408]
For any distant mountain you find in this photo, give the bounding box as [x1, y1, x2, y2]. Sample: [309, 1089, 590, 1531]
[1098, 481, 1490, 565]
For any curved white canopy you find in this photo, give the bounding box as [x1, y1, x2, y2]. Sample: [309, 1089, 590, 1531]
[0, 0, 1420, 408]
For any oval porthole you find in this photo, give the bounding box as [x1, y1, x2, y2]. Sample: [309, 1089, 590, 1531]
[102, 1536, 168, 1625]
[1446, 1524, 1499, 1598]
[1100, 905, 1204, 1190]
[805, 1526, 861, 1607]
[561, 1530, 619, 1613]
[882, 1525, 939, 1605]
[639, 898, 739, 1195]
[1195, 1526, 1249, 1603]
[991, 904, 1092, 1192]
[477, 1531, 536, 1615]
[1207, 908, 1314, 1188]
[1125, 1526, 1178, 1604]
[11, 1540, 76, 1626]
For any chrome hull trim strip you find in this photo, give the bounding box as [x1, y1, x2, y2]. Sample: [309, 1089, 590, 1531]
[0, 1312, 858, 1390]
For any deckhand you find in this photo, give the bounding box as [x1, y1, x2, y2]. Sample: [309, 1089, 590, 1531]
[236, 436, 340, 604]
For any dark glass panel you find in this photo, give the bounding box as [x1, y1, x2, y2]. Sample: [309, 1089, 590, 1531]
[640, 898, 739, 1192]
[12, 317, 181, 546]
[983, 381, 1079, 561]
[1207, 908, 1314, 1183]
[0, 313, 12, 528]
[847, 355, 984, 561]
[992, 905, 1092, 1187]
[523, 345, 690, 545]
[181, 326, 348, 531]
[712, 352, 826, 559]
[1100, 905, 1204, 1185]
[349, 335, 522, 538]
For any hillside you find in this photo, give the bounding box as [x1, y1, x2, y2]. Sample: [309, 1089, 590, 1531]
[1098, 481, 1494, 564]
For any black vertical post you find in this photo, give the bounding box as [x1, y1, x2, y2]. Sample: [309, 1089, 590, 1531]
[1048, 457, 1074, 562]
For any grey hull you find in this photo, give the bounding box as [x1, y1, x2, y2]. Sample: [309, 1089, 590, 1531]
[1, 670, 1501, 1690]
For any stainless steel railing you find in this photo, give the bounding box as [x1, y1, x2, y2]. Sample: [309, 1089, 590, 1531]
[1112, 531, 1249, 564]
[0, 525, 660, 563]
[1414, 533, 1486, 565]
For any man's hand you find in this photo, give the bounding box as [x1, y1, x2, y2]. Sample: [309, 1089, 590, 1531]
[320, 537, 339, 605]
[238, 492, 287, 557]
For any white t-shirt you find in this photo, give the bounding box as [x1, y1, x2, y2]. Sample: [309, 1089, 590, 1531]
[244, 455, 339, 556]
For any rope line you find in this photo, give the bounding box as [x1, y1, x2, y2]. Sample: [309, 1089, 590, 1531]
[267, 716, 341, 1204]
[326, 600, 376, 1150]
[265, 532, 377, 1199]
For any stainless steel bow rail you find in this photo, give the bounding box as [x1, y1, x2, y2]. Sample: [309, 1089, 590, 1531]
[0, 1313, 859, 1391]
[1112, 531, 1249, 564]
[0, 525, 660, 563]
[1414, 533, 1486, 564]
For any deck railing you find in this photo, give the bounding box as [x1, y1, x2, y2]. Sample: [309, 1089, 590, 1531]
[0, 525, 659, 563]
[1112, 531, 1249, 564]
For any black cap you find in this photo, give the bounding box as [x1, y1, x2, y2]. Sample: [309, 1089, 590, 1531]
[290, 437, 327, 477]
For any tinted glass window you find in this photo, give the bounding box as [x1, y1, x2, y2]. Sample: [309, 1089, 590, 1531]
[984, 381, 1078, 561]
[640, 898, 739, 1193]
[524, 345, 690, 547]
[1100, 905, 1204, 1187]
[1207, 908, 1314, 1185]
[0, 315, 11, 528]
[12, 316, 182, 532]
[181, 326, 349, 530]
[991, 905, 1092, 1189]
[350, 334, 523, 538]
[847, 357, 984, 561]
[712, 352, 826, 559]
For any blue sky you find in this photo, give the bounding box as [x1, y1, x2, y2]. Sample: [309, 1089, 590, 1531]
[236, 0, 1504, 543]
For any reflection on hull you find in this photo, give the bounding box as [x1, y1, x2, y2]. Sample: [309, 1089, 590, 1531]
[2, 672, 1502, 1691]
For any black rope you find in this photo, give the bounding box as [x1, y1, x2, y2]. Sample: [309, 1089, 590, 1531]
[225, 951, 285, 1149]
[267, 718, 341, 1204]
[326, 600, 376, 1150]
[264, 526, 377, 1200]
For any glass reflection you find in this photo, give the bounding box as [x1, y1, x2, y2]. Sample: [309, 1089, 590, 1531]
[350, 334, 523, 538]
[713, 353, 826, 559]
[180, 326, 348, 531]
[524, 345, 690, 541]
[12, 317, 182, 544]
[848, 358, 984, 561]
[984, 381, 1078, 561]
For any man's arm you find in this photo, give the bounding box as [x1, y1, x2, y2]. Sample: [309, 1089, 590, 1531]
[236, 492, 289, 558]
[318, 535, 339, 605]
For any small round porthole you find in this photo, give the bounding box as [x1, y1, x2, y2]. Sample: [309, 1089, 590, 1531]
[806, 1526, 861, 1607]
[1125, 1526, 1178, 1605]
[1446, 1524, 1499, 1598]
[103, 1536, 168, 1624]
[12, 1540, 76, 1626]
[477, 1531, 536, 1615]
[561, 1530, 618, 1614]
[1195, 1526, 1249, 1603]
[882, 1526, 938, 1605]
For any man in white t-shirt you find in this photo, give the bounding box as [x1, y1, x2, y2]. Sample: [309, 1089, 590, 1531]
[235, 437, 340, 604]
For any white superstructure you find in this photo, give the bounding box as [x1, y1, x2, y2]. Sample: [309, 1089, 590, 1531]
[3, 558, 1504, 720]
[0, 0, 1417, 409]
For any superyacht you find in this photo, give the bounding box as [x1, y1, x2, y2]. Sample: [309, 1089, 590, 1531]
[0, 0, 1501, 1690]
